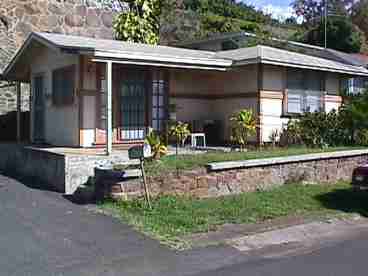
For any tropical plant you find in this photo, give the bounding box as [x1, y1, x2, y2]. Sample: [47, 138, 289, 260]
[169, 121, 191, 148]
[230, 109, 257, 151]
[145, 128, 167, 159]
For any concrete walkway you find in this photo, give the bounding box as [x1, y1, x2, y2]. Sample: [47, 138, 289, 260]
[229, 217, 368, 254]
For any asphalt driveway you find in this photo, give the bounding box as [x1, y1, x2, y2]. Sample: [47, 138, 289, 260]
[5, 173, 367, 276]
[0, 174, 246, 276]
[0, 174, 182, 276]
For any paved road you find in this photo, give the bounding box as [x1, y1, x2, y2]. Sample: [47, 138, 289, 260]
[1, 174, 368, 276]
[194, 231, 368, 276]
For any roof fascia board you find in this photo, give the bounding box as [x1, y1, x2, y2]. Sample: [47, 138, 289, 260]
[91, 58, 228, 71]
[231, 57, 260, 66]
[90, 50, 233, 67]
[261, 59, 368, 76]
[3, 32, 61, 78]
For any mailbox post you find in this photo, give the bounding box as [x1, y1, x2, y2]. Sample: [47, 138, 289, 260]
[129, 143, 152, 208]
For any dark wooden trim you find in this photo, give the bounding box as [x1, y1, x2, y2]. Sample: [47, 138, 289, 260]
[259, 90, 284, 100]
[256, 63, 263, 146]
[257, 63, 263, 91]
[95, 63, 105, 144]
[282, 89, 288, 116]
[77, 88, 99, 95]
[78, 56, 84, 147]
[171, 92, 258, 100]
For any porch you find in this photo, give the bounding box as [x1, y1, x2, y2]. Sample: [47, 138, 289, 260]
[75, 59, 261, 152]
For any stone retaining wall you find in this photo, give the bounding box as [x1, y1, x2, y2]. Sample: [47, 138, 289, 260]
[118, 150, 368, 200]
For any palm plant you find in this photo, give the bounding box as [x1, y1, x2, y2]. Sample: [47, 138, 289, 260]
[145, 128, 167, 159]
[230, 109, 257, 151]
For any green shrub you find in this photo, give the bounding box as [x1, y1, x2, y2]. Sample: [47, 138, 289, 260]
[280, 119, 303, 146]
[356, 129, 368, 146]
[281, 110, 353, 148]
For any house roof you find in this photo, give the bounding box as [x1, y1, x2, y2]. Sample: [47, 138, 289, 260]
[3, 32, 368, 81]
[349, 53, 368, 66]
[215, 45, 368, 76]
[35, 32, 232, 68]
[178, 31, 368, 68]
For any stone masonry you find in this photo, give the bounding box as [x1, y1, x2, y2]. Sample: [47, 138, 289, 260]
[0, 0, 116, 115]
[114, 151, 368, 200]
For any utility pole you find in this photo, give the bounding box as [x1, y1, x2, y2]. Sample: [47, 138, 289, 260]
[324, 0, 327, 48]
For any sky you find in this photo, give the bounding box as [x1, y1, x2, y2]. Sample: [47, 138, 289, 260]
[242, 0, 297, 21]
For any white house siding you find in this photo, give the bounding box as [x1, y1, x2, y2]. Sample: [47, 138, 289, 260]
[30, 46, 79, 147]
[170, 65, 259, 141]
[260, 65, 285, 142]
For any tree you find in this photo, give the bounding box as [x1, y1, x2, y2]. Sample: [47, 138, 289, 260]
[112, 0, 162, 44]
[352, 0, 368, 47]
[292, 0, 351, 26]
[303, 17, 363, 52]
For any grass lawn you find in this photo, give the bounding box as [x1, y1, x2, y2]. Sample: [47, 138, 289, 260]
[140, 146, 365, 176]
[99, 181, 368, 249]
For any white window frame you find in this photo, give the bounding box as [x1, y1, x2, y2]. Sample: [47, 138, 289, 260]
[286, 89, 323, 115]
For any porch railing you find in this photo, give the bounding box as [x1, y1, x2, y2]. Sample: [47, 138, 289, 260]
[120, 127, 148, 141]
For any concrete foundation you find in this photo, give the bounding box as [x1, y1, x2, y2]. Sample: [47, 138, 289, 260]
[0, 144, 132, 194]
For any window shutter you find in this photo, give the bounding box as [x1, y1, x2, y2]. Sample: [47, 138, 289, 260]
[52, 65, 75, 106]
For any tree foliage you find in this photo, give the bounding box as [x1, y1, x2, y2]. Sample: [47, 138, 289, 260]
[291, 0, 367, 53]
[303, 17, 364, 52]
[182, 0, 284, 38]
[112, 0, 163, 44]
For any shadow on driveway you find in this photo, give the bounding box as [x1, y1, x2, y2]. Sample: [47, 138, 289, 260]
[315, 186, 368, 217]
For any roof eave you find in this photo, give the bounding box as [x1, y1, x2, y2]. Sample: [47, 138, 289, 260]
[2, 32, 61, 80]
[232, 56, 368, 76]
[89, 50, 233, 69]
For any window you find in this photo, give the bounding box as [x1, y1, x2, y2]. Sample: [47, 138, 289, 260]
[286, 69, 323, 114]
[52, 65, 75, 106]
[342, 77, 367, 95]
[152, 70, 167, 132]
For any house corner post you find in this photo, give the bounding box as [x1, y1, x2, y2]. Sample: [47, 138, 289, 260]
[106, 61, 113, 155]
[16, 81, 21, 143]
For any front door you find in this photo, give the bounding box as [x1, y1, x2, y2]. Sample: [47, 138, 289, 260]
[33, 75, 45, 142]
[119, 71, 147, 141]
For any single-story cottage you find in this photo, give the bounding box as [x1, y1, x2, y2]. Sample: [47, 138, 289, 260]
[3, 32, 368, 153]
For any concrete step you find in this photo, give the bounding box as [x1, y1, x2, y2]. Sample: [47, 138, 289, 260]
[121, 169, 142, 179]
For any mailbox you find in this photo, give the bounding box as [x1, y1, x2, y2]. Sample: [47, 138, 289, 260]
[128, 143, 152, 160]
